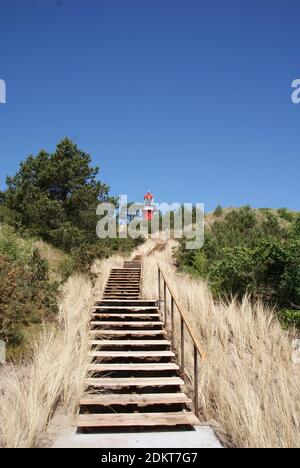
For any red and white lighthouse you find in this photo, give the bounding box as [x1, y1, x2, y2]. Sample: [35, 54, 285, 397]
[144, 191, 154, 221]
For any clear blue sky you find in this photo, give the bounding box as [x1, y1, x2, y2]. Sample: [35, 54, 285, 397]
[0, 0, 299, 211]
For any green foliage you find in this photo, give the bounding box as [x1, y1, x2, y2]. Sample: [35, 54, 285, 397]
[0, 225, 35, 265]
[208, 245, 256, 297]
[1, 138, 142, 272]
[278, 309, 300, 329]
[213, 205, 223, 217]
[175, 206, 300, 327]
[0, 228, 57, 351]
[3, 138, 111, 248]
[277, 208, 296, 222]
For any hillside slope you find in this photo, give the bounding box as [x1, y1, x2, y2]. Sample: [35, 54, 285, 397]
[142, 242, 300, 448]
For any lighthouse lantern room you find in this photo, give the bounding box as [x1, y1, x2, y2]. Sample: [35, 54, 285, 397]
[144, 191, 154, 221]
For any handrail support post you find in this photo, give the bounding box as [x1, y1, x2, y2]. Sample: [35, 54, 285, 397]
[194, 345, 199, 416]
[181, 318, 184, 374]
[158, 268, 161, 311]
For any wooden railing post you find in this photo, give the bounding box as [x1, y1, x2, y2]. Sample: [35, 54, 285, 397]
[181, 317, 184, 374]
[158, 268, 161, 311]
[194, 344, 199, 416]
[171, 297, 175, 347]
[157, 263, 206, 418]
[163, 281, 167, 325]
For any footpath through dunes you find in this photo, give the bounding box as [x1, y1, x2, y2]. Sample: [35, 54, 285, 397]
[77, 254, 200, 431]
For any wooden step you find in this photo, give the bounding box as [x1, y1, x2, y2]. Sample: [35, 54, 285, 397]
[108, 276, 140, 279]
[99, 300, 157, 303]
[91, 321, 163, 327]
[104, 290, 140, 293]
[107, 280, 140, 283]
[93, 306, 158, 311]
[87, 363, 179, 372]
[103, 296, 140, 299]
[91, 313, 161, 319]
[89, 339, 170, 346]
[108, 274, 140, 277]
[85, 376, 184, 388]
[107, 279, 140, 281]
[105, 284, 140, 286]
[80, 392, 190, 406]
[103, 295, 140, 298]
[77, 412, 200, 428]
[89, 350, 175, 358]
[111, 268, 141, 271]
[90, 330, 167, 336]
[103, 292, 140, 295]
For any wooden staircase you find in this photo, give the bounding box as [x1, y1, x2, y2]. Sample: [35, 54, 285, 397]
[77, 255, 200, 431]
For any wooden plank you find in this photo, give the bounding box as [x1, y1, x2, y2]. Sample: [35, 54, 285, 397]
[87, 363, 179, 371]
[111, 268, 141, 271]
[80, 392, 190, 406]
[92, 306, 158, 311]
[106, 284, 140, 286]
[103, 293, 139, 295]
[107, 280, 140, 282]
[89, 350, 175, 358]
[103, 296, 140, 299]
[107, 280, 140, 283]
[90, 321, 163, 327]
[85, 376, 184, 388]
[91, 313, 161, 319]
[77, 412, 200, 428]
[104, 291, 140, 293]
[90, 330, 167, 336]
[108, 276, 140, 279]
[89, 339, 170, 346]
[99, 300, 157, 303]
[103, 291, 140, 299]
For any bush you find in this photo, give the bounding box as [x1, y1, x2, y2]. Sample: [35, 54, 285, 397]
[208, 246, 256, 297]
[279, 309, 300, 330]
[0, 226, 57, 353]
[175, 207, 300, 323]
[0, 225, 34, 265]
[277, 208, 295, 222]
[213, 205, 223, 217]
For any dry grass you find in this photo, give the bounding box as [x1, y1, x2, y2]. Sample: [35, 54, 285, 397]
[35, 240, 68, 281]
[0, 247, 140, 448]
[142, 242, 300, 448]
[0, 274, 92, 448]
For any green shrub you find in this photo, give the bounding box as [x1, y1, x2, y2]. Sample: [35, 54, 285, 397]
[208, 246, 258, 297]
[58, 256, 75, 281]
[0, 226, 57, 354]
[0, 225, 34, 265]
[175, 207, 300, 323]
[213, 205, 223, 217]
[0, 254, 57, 350]
[278, 309, 300, 330]
[277, 208, 295, 222]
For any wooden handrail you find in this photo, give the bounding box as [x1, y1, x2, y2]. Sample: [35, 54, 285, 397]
[158, 263, 206, 361]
